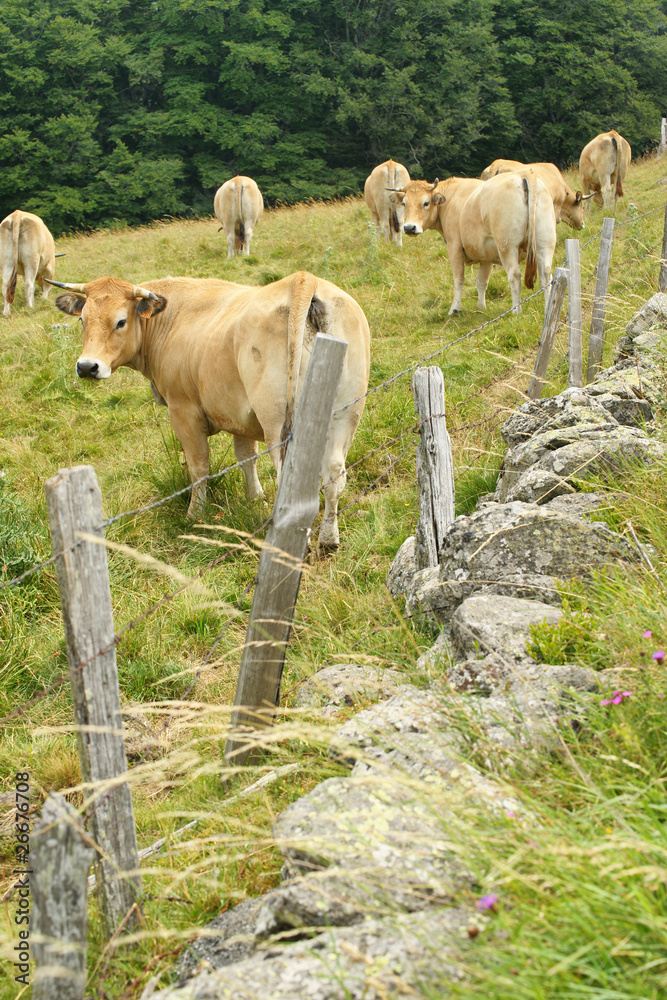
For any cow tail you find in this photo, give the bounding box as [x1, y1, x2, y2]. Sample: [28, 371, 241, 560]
[613, 136, 623, 198]
[280, 271, 318, 463]
[7, 212, 19, 304]
[237, 178, 245, 251]
[524, 173, 538, 290]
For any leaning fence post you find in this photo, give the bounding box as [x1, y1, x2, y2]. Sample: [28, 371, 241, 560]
[566, 239, 583, 387]
[412, 367, 454, 569]
[225, 333, 348, 766]
[527, 267, 568, 400]
[32, 793, 95, 1000]
[659, 203, 667, 293]
[45, 465, 141, 935]
[587, 217, 615, 382]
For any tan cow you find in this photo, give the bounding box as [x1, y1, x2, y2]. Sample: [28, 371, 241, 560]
[391, 171, 556, 315]
[364, 159, 411, 245]
[1, 210, 56, 317]
[579, 130, 632, 209]
[214, 175, 264, 258]
[481, 159, 589, 229]
[48, 271, 370, 546]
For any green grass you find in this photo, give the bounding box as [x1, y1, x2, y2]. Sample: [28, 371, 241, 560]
[1, 156, 667, 998]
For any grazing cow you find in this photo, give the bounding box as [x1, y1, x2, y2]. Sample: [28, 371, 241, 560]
[390, 171, 556, 316]
[214, 175, 264, 258]
[579, 130, 631, 209]
[481, 159, 590, 230]
[48, 271, 370, 546]
[364, 159, 411, 245]
[1, 210, 56, 317]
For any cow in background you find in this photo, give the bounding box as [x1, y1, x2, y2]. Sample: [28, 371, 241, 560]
[214, 176, 264, 258]
[364, 159, 411, 245]
[579, 130, 632, 209]
[1, 210, 56, 317]
[481, 159, 591, 230]
[391, 170, 556, 316]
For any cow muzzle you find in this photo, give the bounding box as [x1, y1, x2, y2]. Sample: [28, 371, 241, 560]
[76, 357, 111, 379]
[403, 223, 422, 236]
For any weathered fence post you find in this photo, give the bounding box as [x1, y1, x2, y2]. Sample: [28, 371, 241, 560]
[659, 203, 667, 293]
[412, 367, 454, 569]
[32, 794, 95, 1000]
[225, 334, 348, 766]
[587, 216, 615, 382]
[527, 267, 568, 400]
[45, 465, 141, 935]
[566, 239, 583, 388]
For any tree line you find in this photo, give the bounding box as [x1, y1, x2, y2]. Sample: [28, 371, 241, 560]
[1, 0, 665, 235]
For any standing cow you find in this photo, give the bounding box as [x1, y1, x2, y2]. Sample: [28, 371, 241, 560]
[48, 271, 370, 548]
[579, 130, 631, 209]
[481, 159, 591, 230]
[364, 159, 411, 245]
[214, 176, 264, 258]
[390, 171, 556, 316]
[1, 210, 56, 317]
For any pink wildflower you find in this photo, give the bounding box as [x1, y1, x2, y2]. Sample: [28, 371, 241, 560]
[652, 651, 665, 665]
[476, 894, 499, 911]
[601, 690, 632, 706]
[643, 630, 653, 639]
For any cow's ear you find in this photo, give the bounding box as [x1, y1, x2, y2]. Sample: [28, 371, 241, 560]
[136, 294, 167, 319]
[575, 191, 583, 204]
[388, 192, 405, 205]
[55, 292, 86, 315]
[433, 193, 446, 205]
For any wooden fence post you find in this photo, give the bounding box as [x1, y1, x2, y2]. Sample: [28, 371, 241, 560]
[527, 267, 568, 400]
[659, 203, 667, 293]
[412, 367, 454, 569]
[566, 239, 583, 388]
[587, 216, 615, 382]
[32, 794, 95, 1000]
[45, 465, 141, 935]
[225, 334, 348, 766]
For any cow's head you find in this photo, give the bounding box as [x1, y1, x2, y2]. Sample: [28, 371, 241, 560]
[559, 189, 592, 231]
[390, 179, 445, 236]
[47, 277, 166, 379]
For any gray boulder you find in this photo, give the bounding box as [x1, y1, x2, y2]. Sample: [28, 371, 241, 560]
[293, 664, 408, 717]
[500, 387, 619, 449]
[625, 291, 667, 338]
[450, 593, 562, 663]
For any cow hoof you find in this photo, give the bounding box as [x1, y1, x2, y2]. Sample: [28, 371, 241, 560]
[448, 308, 461, 316]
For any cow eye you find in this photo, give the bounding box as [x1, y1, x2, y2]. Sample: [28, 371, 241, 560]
[116, 318, 127, 330]
[424, 200, 430, 208]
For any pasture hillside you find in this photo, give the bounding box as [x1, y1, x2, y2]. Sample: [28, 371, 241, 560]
[1, 154, 667, 999]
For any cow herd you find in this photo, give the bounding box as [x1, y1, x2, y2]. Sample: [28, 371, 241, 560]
[0, 128, 630, 544]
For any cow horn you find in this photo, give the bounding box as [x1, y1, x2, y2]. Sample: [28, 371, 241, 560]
[132, 285, 161, 301]
[428, 178, 440, 190]
[581, 192, 596, 200]
[44, 279, 88, 293]
[385, 187, 405, 192]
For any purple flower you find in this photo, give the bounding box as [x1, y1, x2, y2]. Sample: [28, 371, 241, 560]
[643, 630, 653, 639]
[652, 651, 665, 665]
[476, 893, 499, 911]
[601, 690, 632, 706]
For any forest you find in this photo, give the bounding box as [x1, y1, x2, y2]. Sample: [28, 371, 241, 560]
[1, 0, 666, 235]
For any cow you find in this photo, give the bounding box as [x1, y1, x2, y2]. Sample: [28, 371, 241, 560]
[481, 159, 590, 230]
[364, 159, 411, 245]
[1, 210, 56, 317]
[390, 171, 556, 316]
[214, 175, 264, 258]
[47, 271, 370, 547]
[579, 130, 632, 209]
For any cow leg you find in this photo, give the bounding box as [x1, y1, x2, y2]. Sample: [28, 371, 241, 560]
[320, 446, 346, 550]
[168, 404, 211, 519]
[226, 230, 236, 259]
[40, 263, 54, 299]
[242, 228, 253, 255]
[2, 265, 13, 317]
[601, 180, 613, 210]
[23, 264, 37, 309]
[233, 436, 264, 500]
[475, 262, 493, 310]
[498, 250, 522, 314]
[448, 251, 466, 314]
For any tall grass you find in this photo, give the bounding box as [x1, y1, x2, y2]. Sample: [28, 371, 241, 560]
[0, 156, 666, 998]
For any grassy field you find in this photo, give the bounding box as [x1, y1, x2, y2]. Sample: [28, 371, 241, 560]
[1, 154, 667, 999]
